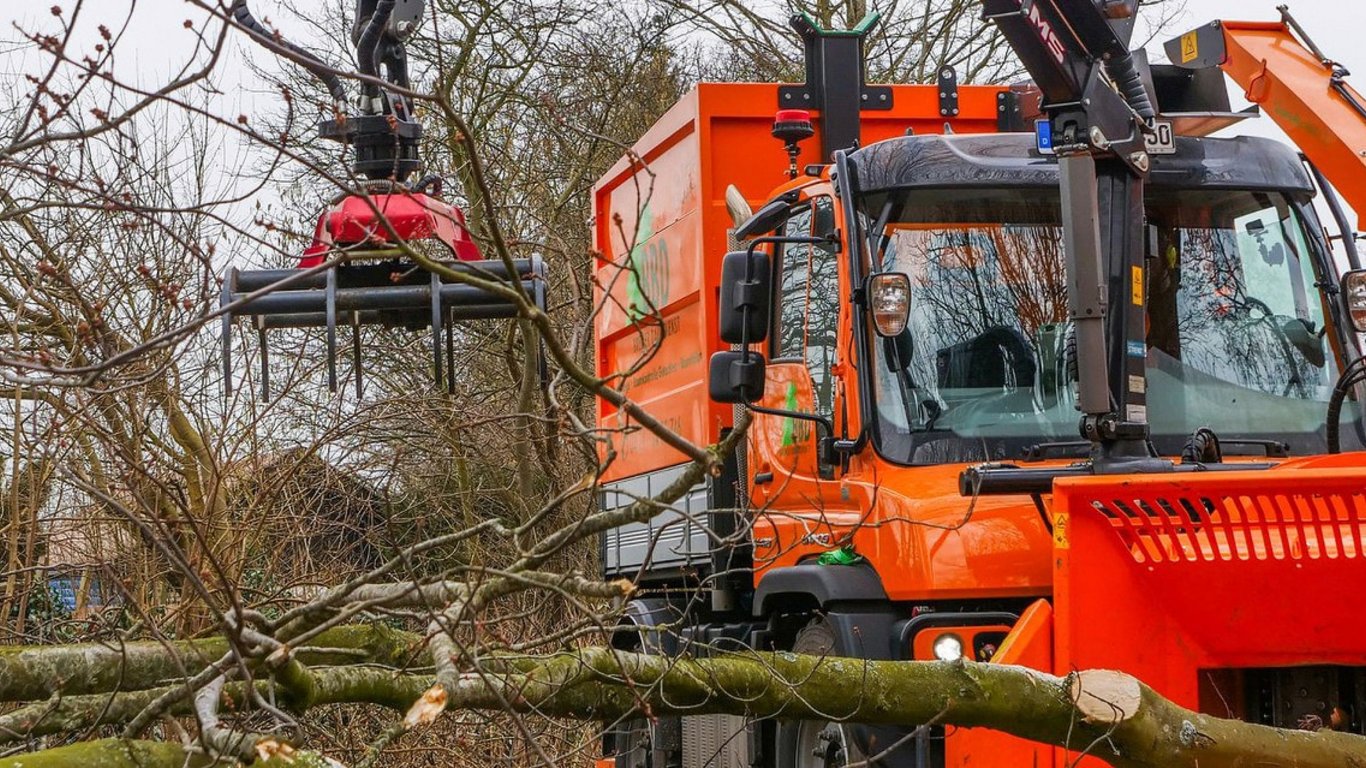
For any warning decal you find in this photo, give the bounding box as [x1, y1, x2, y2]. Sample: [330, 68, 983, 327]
[1180, 31, 1199, 64]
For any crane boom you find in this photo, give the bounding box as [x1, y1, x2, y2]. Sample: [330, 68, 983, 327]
[1169, 9, 1366, 230]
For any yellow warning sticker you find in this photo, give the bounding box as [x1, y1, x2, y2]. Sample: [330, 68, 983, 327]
[1131, 265, 1143, 305]
[1053, 512, 1070, 549]
[1181, 31, 1199, 64]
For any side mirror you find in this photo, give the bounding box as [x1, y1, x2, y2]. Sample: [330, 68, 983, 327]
[718, 250, 772, 344]
[813, 199, 836, 240]
[1344, 269, 1366, 332]
[734, 199, 793, 240]
[724, 184, 753, 228]
[709, 351, 767, 403]
[867, 272, 912, 337]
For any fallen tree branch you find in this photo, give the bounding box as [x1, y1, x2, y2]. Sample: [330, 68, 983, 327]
[0, 624, 420, 703]
[0, 666, 431, 744]
[0, 738, 327, 767]
[5, 642, 1364, 767]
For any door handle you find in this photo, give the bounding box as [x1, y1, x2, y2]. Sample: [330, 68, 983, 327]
[754, 471, 775, 485]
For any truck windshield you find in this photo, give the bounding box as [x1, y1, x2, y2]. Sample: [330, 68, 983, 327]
[867, 186, 1355, 464]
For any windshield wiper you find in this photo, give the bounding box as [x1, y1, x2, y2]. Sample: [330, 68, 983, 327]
[1219, 439, 1291, 458]
[1020, 440, 1090, 462]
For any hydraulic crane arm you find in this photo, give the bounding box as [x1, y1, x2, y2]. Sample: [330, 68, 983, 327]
[978, 0, 1157, 461]
[983, 0, 1152, 171]
[1169, 8, 1366, 230]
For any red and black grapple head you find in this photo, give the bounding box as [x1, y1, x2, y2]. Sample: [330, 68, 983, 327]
[219, 1, 545, 398]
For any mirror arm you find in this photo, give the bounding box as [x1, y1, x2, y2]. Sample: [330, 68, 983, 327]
[745, 403, 832, 438]
[743, 402, 850, 469]
[744, 235, 837, 253]
[869, 198, 896, 270]
[738, 235, 835, 338]
[825, 434, 862, 473]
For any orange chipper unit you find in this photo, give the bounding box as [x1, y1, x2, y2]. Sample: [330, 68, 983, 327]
[593, 8, 1366, 768]
[1168, 6, 1366, 232]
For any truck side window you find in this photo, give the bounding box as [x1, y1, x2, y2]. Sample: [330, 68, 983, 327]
[774, 196, 839, 413]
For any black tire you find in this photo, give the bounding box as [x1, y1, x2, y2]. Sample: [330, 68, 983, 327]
[611, 718, 652, 768]
[774, 619, 867, 768]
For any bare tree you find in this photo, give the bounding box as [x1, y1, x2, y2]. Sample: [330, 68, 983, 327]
[0, 2, 1359, 768]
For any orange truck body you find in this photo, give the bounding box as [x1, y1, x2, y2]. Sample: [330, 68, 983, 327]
[593, 79, 1366, 766]
[592, 82, 1005, 484]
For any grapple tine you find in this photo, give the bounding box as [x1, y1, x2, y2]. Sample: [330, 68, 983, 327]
[221, 257, 545, 395]
[257, 317, 271, 401]
[326, 267, 338, 393]
[352, 312, 364, 399]
[221, 267, 236, 396]
[531, 256, 550, 388]
[430, 270, 443, 389]
[445, 306, 456, 390]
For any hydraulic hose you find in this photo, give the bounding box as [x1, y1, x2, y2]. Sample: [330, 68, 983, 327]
[230, 0, 348, 106]
[1326, 357, 1366, 454]
[410, 174, 442, 195]
[356, 0, 396, 82]
[1180, 427, 1223, 464]
[1106, 52, 1156, 121]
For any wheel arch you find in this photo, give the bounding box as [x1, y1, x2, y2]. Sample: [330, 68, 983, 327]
[754, 563, 902, 661]
[752, 563, 890, 616]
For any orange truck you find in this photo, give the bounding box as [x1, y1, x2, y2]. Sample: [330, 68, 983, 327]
[593, 11, 1366, 768]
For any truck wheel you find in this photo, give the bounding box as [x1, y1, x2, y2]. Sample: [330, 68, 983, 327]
[774, 619, 866, 768]
[611, 719, 651, 768]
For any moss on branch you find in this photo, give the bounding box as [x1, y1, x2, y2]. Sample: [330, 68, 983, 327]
[3, 646, 1365, 767]
[0, 739, 220, 768]
[0, 623, 421, 703]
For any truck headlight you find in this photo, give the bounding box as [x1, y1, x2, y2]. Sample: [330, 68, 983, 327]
[932, 633, 964, 662]
[1345, 270, 1366, 332]
[868, 272, 912, 337]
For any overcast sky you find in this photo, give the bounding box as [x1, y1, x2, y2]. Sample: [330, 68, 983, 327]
[5, 1, 1361, 121]
[6, 1, 1362, 124]
[2, 1, 1364, 237]
[4, 1, 1362, 145]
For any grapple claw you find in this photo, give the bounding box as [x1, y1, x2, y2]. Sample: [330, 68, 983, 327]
[220, 257, 545, 395]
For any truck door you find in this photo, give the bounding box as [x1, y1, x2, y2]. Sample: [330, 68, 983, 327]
[749, 194, 855, 561]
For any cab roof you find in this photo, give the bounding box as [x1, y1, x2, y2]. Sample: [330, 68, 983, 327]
[845, 133, 1314, 197]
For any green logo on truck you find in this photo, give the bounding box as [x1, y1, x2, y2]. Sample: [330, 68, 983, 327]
[626, 204, 671, 321]
[780, 381, 811, 448]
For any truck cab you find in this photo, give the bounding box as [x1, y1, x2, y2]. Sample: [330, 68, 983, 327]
[741, 131, 1361, 586]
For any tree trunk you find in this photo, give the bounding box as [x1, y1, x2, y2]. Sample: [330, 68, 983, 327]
[1, 641, 1363, 767]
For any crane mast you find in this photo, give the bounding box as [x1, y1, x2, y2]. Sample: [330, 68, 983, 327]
[973, 0, 1160, 479]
